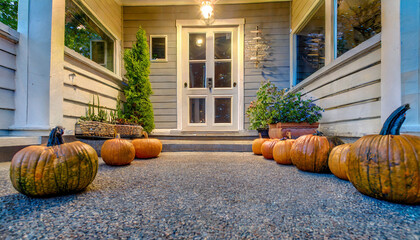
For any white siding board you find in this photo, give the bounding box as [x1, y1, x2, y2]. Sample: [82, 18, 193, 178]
[0, 39, 16, 55]
[0, 109, 14, 130]
[0, 67, 15, 90]
[0, 88, 14, 110]
[0, 51, 16, 70]
[320, 118, 381, 137]
[321, 101, 381, 124]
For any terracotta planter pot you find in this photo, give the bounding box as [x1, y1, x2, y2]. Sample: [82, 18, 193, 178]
[269, 122, 319, 139]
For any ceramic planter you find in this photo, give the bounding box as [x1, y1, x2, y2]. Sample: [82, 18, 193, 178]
[268, 122, 319, 139]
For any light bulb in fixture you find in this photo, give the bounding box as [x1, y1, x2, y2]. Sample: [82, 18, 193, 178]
[196, 38, 203, 47]
[200, 1, 213, 19]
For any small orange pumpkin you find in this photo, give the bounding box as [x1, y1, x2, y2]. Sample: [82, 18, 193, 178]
[273, 139, 296, 165]
[252, 134, 269, 155]
[101, 134, 135, 166]
[261, 139, 280, 160]
[328, 143, 351, 180]
[132, 132, 162, 159]
[291, 132, 343, 173]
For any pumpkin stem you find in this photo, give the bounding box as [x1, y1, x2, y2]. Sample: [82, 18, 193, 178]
[313, 130, 323, 136]
[258, 132, 262, 139]
[142, 131, 149, 139]
[379, 104, 410, 135]
[116, 133, 121, 139]
[47, 126, 64, 147]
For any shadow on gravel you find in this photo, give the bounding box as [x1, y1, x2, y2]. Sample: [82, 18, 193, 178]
[0, 193, 78, 218]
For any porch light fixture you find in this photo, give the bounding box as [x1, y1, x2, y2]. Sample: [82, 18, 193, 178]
[200, 1, 213, 19]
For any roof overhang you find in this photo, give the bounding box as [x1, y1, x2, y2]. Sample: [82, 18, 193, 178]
[120, 0, 290, 6]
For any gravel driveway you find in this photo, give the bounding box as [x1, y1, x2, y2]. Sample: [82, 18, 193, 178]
[0, 152, 419, 239]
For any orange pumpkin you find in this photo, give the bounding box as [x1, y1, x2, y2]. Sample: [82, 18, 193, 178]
[132, 132, 162, 159]
[291, 132, 342, 172]
[101, 134, 135, 166]
[261, 139, 280, 159]
[328, 143, 351, 180]
[252, 134, 269, 155]
[9, 127, 98, 197]
[273, 139, 296, 165]
[348, 104, 420, 204]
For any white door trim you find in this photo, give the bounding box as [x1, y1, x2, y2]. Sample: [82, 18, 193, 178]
[176, 18, 245, 131]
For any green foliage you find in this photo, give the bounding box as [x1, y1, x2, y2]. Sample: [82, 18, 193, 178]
[246, 81, 283, 130]
[79, 95, 109, 123]
[0, 0, 18, 30]
[246, 81, 324, 129]
[123, 26, 155, 133]
[269, 92, 324, 124]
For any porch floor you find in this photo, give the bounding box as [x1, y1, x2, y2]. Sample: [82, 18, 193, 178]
[1, 152, 419, 239]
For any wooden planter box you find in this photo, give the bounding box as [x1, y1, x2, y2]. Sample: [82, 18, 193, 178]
[114, 124, 143, 138]
[269, 122, 319, 139]
[75, 121, 114, 138]
[75, 121, 143, 138]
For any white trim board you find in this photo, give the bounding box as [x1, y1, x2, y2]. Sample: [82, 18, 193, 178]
[176, 18, 245, 131]
[123, 0, 290, 6]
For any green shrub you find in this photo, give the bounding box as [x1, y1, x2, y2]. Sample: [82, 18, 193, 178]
[123, 26, 155, 133]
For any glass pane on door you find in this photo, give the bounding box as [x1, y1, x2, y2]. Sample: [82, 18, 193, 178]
[190, 98, 206, 123]
[214, 98, 231, 123]
[189, 63, 206, 88]
[189, 33, 206, 60]
[215, 62, 231, 88]
[215, 33, 231, 59]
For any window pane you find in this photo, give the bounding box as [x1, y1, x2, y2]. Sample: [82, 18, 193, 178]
[296, 3, 325, 84]
[189, 63, 206, 88]
[215, 62, 231, 88]
[190, 98, 206, 123]
[337, 0, 381, 57]
[151, 37, 166, 60]
[215, 98, 231, 123]
[215, 33, 231, 59]
[65, 0, 114, 72]
[189, 33, 206, 60]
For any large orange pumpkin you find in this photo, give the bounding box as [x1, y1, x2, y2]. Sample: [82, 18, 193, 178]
[10, 127, 98, 197]
[290, 132, 343, 172]
[348, 104, 420, 204]
[273, 139, 296, 165]
[132, 132, 162, 159]
[252, 134, 269, 155]
[328, 143, 351, 180]
[101, 134, 135, 166]
[261, 139, 279, 160]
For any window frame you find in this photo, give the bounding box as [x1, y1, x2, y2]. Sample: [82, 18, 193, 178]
[290, 0, 381, 87]
[150, 35, 168, 62]
[65, 0, 117, 73]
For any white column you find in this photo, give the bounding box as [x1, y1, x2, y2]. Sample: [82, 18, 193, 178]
[325, 0, 335, 65]
[11, 0, 65, 136]
[380, 0, 402, 123]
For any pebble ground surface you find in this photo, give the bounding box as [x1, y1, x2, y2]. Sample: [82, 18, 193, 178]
[0, 152, 419, 239]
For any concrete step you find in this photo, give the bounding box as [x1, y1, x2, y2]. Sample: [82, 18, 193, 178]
[150, 131, 258, 140]
[161, 139, 253, 152]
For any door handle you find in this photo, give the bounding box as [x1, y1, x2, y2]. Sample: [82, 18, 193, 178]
[233, 82, 237, 87]
[184, 82, 188, 88]
[207, 78, 212, 91]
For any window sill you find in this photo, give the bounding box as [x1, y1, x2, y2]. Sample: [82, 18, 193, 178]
[290, 33, 382, 93]
[0, 22, 19, 43]
[64, 47, 122, 82]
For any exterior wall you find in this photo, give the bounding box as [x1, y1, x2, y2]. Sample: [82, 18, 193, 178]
[123, 2, 291, 129]
[401, 0, 420, 134]
[62, 0, 124, 134]
[290, 35, 381, 137]
[0, 23, 19, 136]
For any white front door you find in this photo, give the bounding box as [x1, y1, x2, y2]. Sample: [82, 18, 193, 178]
[181, 27, 239, 131]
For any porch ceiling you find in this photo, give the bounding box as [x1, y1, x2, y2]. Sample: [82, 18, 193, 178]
[120, 0, 290, 6]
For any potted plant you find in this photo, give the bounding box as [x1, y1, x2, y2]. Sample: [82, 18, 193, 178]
[268, 92, 323, 139]
[246, 81, 282, 137]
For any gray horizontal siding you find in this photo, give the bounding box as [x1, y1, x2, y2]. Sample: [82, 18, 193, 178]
[123, 2, 291, 130]
[291, 43, 382, 137]
[62, 54, 124, 134]
[0, 24, 18, 133]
